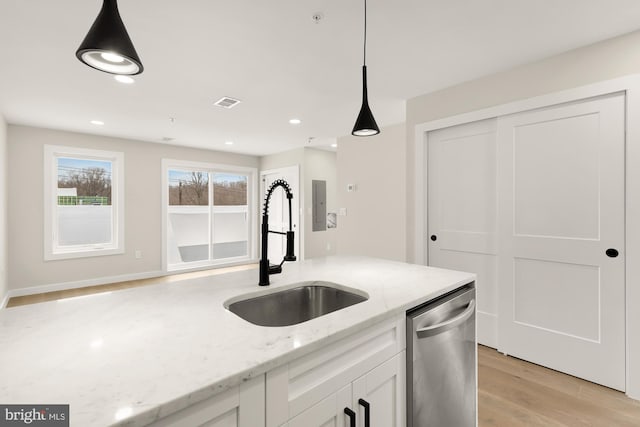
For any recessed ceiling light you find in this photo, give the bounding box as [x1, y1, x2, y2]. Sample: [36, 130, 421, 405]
[90, 120, 104, 126]
[289, 118, 301, 125]
[331, 143, 338, 148]
[114, 75, 134, 84]
[225, 141, 234, 145]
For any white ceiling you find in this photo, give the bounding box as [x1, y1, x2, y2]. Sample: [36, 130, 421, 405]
[1, 0, 640, 156]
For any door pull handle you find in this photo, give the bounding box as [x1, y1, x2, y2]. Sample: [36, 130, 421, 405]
[606, 248, 619, 258]
[344, 407, 356, 427]
[358, 399, 371, 427]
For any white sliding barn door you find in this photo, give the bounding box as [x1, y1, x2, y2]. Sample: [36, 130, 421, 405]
[497, 94, 626, 390]
[427, 119, 499, 347]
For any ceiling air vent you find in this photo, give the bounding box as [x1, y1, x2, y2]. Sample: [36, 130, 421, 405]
[214, 96, 241, 109]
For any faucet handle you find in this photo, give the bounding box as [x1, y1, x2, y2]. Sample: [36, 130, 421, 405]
[284, 231, 296, 261]
[269, 264, 283, 274]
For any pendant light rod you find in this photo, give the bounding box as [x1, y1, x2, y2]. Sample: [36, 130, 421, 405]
[351, 0, 380, 137]
[363, 0, 367, 66]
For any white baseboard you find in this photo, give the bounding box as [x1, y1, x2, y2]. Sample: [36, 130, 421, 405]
[0, 291, 9, 310]
[5, 270, 165, 302]
[477, 311, 498, 349]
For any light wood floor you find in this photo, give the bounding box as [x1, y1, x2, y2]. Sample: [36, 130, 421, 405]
[6, 272, 640, 426]
[5, 263, 258, 308]
[479, 345, 640, 426]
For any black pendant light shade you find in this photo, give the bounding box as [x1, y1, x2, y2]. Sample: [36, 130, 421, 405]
[352, 0, 379, 137]
[352, 65, 380, 136]
[76, 0, 143, 75]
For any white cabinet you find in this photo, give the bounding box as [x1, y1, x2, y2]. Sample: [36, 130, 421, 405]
[285, 352, 405, 427]
[352, 352, 405, 427]
[150, 315, 406, 427]
[149, 375, 264, 427]
[286, 384, 352, 427]
[267, 315, 406, 427]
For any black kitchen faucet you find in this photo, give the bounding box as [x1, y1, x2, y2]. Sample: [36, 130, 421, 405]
[259, 179, 296, 286]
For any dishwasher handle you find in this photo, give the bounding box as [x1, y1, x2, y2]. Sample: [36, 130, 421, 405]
[416, 299, 475, 338]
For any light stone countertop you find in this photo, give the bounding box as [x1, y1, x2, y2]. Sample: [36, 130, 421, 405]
[0, 256, 475, 427]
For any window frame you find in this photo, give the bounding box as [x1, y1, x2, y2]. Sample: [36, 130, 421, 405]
[161, 159, 257, 272]
[44, 145, 125, 260]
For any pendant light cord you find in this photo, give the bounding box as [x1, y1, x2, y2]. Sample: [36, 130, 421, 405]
[363, 0, 367, 66]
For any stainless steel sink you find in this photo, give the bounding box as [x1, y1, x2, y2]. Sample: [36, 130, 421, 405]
[224, 281, 368, 327]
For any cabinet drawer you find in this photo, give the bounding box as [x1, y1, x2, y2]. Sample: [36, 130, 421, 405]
[267, 314, 405, 426]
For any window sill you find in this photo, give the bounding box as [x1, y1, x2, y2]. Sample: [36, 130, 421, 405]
[45, 247, 124, 261]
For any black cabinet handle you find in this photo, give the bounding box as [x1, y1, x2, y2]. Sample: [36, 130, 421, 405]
[344, 408, 356, 427]
[358, 399, 371, 427]
[606, 248, 619, 258]
[430, 235, 437, 241]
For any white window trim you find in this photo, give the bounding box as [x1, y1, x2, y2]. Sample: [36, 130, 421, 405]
[44, 145, 125, 260]
[161, 158, 258, 272]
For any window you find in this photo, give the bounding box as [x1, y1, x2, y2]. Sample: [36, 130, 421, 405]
[163, 160, 256, 271]
[44, 145, 124, 260]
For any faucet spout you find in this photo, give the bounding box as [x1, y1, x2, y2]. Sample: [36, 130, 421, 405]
[259, 179, 296, 286]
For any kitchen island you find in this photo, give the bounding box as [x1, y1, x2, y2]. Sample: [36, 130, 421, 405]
[0, 256, 475, 426]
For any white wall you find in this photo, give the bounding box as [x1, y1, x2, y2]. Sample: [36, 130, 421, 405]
[406, 29, 640, 262]
[336, 123, 406, 261]
[260, 148, 305, 172]
[7, 125, 259, 292]
[0, 114, 7, 305]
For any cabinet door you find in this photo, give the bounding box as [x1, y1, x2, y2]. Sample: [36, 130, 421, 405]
[150, 375, 265, 427]
[287, 384, 352, 427]
[352, 352, 405, 427]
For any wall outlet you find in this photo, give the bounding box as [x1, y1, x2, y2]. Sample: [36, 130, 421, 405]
[339, 208, 347, 216]
[135, 250, 142, 259]
[326, 242, 331, 251]
[347, 184, 357, 192]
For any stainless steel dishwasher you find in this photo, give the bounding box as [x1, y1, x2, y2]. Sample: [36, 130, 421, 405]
[407, 285, 476, 427]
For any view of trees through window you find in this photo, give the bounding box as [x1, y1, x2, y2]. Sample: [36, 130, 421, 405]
[214, 173, 247, 205]
[52, 154, 115, 249]
[168, 171, 247, 206]
[166, 168, 250, 267]
[168, 171, 209, 205]
[57, 157, 112, 205]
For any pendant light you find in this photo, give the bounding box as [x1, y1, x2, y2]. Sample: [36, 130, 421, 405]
[352, 0, 380, 137]
[76, 0, 143, 75]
